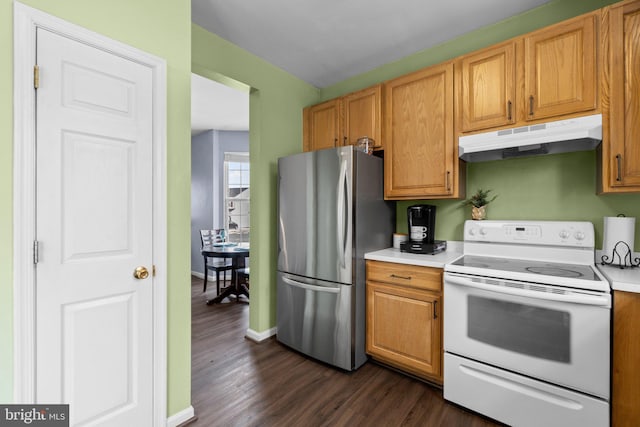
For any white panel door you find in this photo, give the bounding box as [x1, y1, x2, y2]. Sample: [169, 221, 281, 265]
[36, 28, 154, 427]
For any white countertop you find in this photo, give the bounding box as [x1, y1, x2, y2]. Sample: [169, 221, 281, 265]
[597, 264, 640, 293]
[594, 249, 640, 293]
[365, 241, 463, 268]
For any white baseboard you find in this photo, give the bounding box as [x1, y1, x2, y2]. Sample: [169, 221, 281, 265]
[167, 405, 195, 427]
[245, 326, 277, 342]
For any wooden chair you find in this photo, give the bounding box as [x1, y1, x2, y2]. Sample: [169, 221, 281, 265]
[200, 229, 233, 294]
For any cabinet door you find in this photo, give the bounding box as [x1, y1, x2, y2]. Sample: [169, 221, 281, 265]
[303, 99, 341, 152]
[366, 281, 442, 381]
[613, 291, 640, 425]
[524, 15, 597, 121]
[605, 1, 640, 191]
[384, 63, 455, 199]
[460, 43, 516, 132]
[343, 84, 382, 149]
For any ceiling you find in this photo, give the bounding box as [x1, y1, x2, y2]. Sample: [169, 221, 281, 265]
[191, 73, 249, 135]
[192, 0, 552, 88]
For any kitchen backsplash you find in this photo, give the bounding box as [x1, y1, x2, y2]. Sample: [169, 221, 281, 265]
[396, 150, 640, 250]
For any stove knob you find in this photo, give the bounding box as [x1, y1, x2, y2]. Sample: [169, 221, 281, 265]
[468, 228, 476, 236]
[574, 231, 585, 241]
[479, 228, 487, 236]
[559, 230, 570, 239]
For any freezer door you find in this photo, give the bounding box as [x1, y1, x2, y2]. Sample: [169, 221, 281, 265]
[276, 272, 355, 370]
[277, 147, 353, 284]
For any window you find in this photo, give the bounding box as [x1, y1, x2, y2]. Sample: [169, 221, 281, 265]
[224, 152, 250, 243]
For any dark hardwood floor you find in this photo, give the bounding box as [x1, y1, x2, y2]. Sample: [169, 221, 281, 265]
[190, 276, 502, 427]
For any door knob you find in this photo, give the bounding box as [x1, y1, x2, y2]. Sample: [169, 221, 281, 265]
[134, 266, 149, 280]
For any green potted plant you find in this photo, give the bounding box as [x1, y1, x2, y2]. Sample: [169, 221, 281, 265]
[464, 188, 497, 220]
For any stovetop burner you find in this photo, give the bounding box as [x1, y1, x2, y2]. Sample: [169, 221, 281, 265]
[464, 262, 490, 268]
[525, 266, 583, 278]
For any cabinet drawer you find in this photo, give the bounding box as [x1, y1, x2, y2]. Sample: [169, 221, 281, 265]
[366, 260, 442, 292]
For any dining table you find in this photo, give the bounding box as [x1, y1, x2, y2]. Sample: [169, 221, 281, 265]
[201, 243, 250, 305]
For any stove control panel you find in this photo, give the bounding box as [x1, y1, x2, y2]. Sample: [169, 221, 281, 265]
[464, 220, 595, 247]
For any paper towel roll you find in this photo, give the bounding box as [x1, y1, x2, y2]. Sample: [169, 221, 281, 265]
[603, 216, 636, 265]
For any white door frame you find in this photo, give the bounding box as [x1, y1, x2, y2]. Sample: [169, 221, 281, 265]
[13, 3, 167, 426]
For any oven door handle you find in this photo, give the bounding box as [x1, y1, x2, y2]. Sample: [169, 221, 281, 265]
[445, 274, 611, 307]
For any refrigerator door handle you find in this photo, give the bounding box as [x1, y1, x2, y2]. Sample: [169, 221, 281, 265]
[336, 156, 348, 269]
[281, 276, 341, 293]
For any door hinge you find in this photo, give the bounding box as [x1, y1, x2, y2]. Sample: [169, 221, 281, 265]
[33, 65, 40, 89]
[33, 240, 39, 264]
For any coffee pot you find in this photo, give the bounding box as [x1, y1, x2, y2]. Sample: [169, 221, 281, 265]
[407, 204, 436, 243]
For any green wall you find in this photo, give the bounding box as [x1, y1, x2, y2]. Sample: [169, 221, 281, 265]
[191, 25, 319, 333]
[319, 0, 640, 250]
[0, 0, 193, 417]
[396, 152, 640, 248]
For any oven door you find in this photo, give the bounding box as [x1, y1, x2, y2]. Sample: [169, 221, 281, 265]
[444, 272, 610, 399]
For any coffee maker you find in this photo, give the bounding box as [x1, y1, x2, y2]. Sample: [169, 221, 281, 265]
[400, 204, 446, 254]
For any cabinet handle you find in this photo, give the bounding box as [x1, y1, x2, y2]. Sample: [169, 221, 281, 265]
[616, 154, 622, 182]
[390, 274, 411, 280]
[344, 136, 347, 146]
[434, 301, 438, 319]
[334, 138, 338, 146]
[528, 96, 534, 117]
[507, 100, 512, 121]
[446, 171, 451, 192]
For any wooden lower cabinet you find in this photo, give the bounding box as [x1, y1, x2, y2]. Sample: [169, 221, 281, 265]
[366, 260, 443, 384]
[613, 290, 640, 425]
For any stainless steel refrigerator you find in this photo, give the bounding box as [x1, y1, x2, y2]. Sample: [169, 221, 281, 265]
[276, 145, 394, 371]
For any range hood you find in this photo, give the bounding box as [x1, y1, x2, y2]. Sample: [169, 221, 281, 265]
[459, 114, 602, 162]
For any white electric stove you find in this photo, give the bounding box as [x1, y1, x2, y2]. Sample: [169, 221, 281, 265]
[444, 220, 611, 427]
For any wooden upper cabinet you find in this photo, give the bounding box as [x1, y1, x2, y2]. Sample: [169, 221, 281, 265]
[524, 14, 597, 121]
[303, 99, 340, 151]
[457, 11, 600, 135]
[303, 84, 383, 152]
[600, 0, 640, 193]
[384, 63, 457, 199]
[343, 84, 383, 149]
[460, 42, 516, 132]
